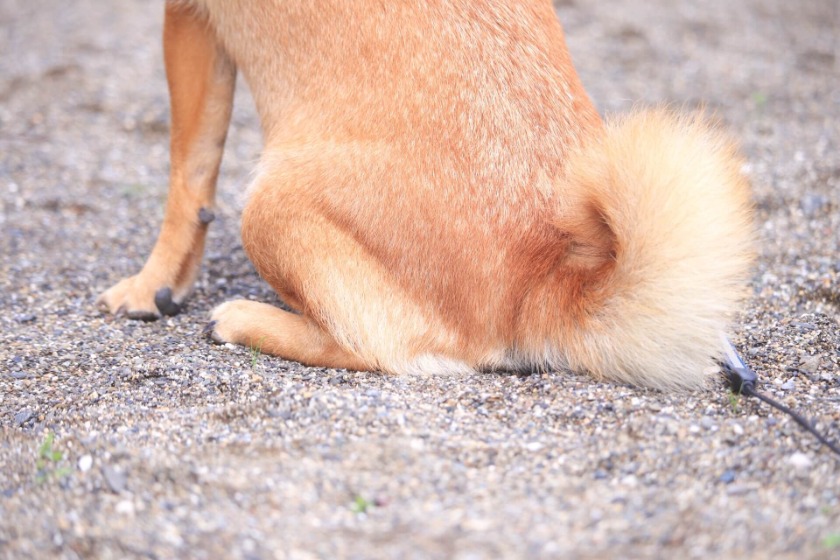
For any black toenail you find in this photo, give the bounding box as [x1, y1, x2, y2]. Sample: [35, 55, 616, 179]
[202, 320, 217, 337]
[127, 310, 161, 322]
[154, 287, 182, 316]
[204, 321, 226, 345]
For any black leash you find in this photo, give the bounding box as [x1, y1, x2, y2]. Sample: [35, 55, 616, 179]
[719, 335, 840, 458]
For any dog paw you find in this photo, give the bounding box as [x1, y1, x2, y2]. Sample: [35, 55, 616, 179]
[203, 320, 231, 346]
[97, 276, 185, 320]
[206, 300, 267, 347]
[207, 300, 243, 344]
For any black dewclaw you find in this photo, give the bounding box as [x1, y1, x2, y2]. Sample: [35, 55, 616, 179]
[719, 335, 840, 458]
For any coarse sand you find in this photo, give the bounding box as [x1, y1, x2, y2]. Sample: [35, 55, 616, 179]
[1, 0, 839, 558]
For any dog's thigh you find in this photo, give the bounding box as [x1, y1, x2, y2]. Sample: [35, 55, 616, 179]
[212, 161, 474, 373]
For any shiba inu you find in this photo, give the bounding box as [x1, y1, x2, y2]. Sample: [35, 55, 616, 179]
[98, 1, 753, 390]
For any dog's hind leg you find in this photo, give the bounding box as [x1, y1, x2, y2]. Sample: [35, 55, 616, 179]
[208, 300, 370, 371]
[98, 2, 235, 320]
[207, 158, 471, 373]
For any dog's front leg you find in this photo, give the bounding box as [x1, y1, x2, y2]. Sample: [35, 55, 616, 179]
[98, 2, 235, 320]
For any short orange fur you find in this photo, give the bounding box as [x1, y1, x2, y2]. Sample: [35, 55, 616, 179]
[99, 1, 754, 390]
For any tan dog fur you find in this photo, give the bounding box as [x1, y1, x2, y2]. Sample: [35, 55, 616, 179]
[98, 1, 754, 390]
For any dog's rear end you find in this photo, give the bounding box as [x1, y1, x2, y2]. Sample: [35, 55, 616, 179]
[99, 0, 753, 389]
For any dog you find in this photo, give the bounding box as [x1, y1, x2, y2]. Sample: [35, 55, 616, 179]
[98, 0, 754, 390]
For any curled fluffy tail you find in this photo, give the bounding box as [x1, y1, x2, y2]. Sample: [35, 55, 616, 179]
[557, 110, 754, 390]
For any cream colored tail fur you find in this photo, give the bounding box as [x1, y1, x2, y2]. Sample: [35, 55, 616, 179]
[557, 110, 754, 390]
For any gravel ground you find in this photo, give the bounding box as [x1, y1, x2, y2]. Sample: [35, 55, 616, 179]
[1, 0, 839, 558]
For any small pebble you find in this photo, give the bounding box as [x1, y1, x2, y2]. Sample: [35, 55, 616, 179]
[13, 410, 33, 426]
[78, 455, 93, 472]
[115, 500, 135, 515]
[102, 466, 128, 494]
[798, 356, 821, 374]
[268, 408, 293, 420]
[726, 484, 758, 496]
[788, 452, 812, 471]
[620, 475, 638, 487]
[799, 193, 828, 217]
